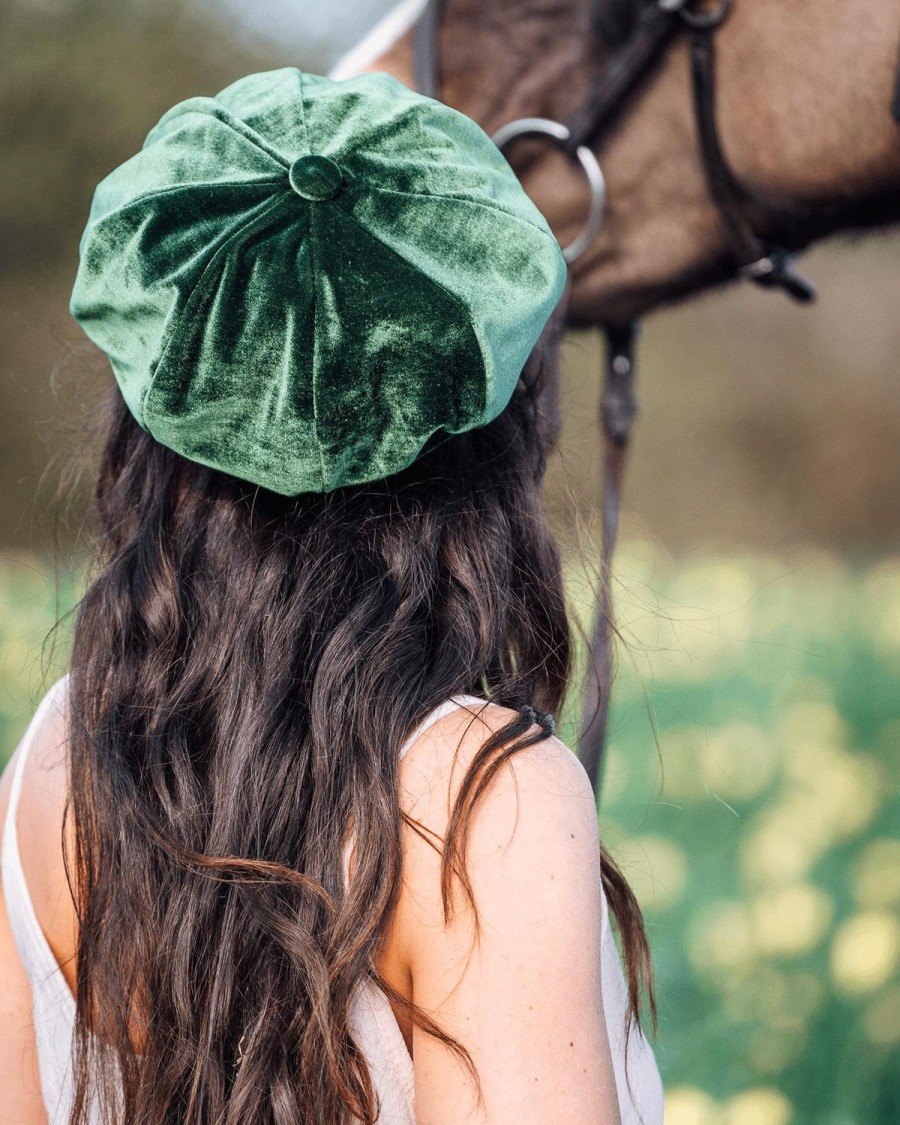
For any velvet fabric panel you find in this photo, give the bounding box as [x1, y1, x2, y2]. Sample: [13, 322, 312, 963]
[70, 68, 567, 494]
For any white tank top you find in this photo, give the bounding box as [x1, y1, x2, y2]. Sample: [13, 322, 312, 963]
[2, 675, 664, 1123]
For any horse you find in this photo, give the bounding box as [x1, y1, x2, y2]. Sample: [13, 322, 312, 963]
[328, 0, 900, 795]
[332, 0, 900, 323]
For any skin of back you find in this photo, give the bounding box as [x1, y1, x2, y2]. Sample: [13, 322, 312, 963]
[0, 698, 622, 1125]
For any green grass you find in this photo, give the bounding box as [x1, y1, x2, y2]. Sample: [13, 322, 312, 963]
[1, 545, 898, 1124]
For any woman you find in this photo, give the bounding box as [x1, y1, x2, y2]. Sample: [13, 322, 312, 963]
[0, 68, 663, 1123]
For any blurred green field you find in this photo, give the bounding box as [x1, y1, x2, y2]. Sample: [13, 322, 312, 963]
[2, 546, 898, 1125]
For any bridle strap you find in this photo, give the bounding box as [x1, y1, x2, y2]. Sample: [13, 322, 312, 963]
[578, 323, 639, 793]
[563, 3, 682, 151]
[687, 17, 817, 302]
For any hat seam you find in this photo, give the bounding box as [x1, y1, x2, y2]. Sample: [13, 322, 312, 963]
[151, 96, 292, 172]
[307, 206, 329, 491]
[294, 67, 327, 486]
[296, 69, 313, 153]
[294, 71, 326, 488]
[370, 184, 564, 250]
[332, 199, 489, 429]
[85, 179, 288, 232]
[140, 190, 297, 434]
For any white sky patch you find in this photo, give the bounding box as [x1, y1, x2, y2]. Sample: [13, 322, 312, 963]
[198, 0, 402, 70]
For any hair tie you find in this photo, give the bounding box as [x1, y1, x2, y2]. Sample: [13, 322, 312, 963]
[521, 705, 557, 736]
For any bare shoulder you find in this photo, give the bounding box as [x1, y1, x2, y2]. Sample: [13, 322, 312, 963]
[395, 697, 602, 937]
[394, 699, 617, 1122]
[0, 677, 70, 824]
[397, 697, 596, 831]
[0, 677, 70, 841]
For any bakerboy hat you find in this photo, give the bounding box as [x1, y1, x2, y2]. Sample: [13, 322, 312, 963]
[70, 67, 567, 494]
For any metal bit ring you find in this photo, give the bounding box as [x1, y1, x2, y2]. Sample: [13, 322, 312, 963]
[491, 117, 606, 265]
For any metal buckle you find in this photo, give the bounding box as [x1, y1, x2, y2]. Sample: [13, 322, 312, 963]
[491, 117, 606, 265]
[741, 250, 817, 302]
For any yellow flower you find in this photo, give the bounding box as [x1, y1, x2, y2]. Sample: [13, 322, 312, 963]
[750, 884, 833, 957]
[665, 1086, 720, 1125]
[722, 1086, 793, 1125]
[830, 911, 900, 995]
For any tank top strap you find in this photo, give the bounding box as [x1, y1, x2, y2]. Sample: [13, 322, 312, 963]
[396, 693, 491, 762]
[342, 693, 491, 889]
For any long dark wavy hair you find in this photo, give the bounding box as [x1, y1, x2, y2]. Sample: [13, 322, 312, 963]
[63, 323, 657, 1123]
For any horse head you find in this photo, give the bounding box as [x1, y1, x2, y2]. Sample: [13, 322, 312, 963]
[333, 0, 900, 327]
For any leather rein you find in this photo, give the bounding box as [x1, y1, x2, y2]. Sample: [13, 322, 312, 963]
[410, 0, 897, 797]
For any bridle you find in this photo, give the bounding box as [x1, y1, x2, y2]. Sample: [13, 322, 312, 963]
[411, 0, 896, 798]
[414, 0, 821, 291]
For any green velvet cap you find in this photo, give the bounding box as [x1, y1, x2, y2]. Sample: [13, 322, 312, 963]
[70, 67, 567, 494]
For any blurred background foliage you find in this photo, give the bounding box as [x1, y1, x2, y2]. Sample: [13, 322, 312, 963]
[563, 545, 900, 1125]
[1, 1, 898, 1122]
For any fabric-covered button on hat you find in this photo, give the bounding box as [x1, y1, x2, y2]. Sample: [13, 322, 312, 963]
[69, 67, 567, 495]
[289, 155, 343, 201]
